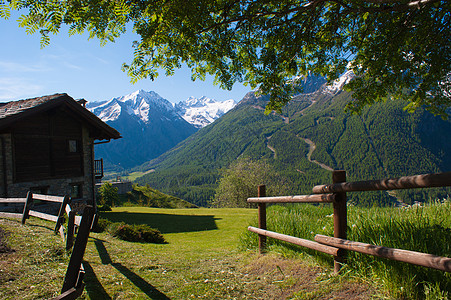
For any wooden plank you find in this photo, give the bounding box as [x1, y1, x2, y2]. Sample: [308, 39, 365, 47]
[332, 170, 347, 273]
[65, 204, 72, 215]
[33, 193, 65, 203]
[248, 226, 339, 256]
[28, 210, 59, 222]
[55, 196, 70, 234]
[0, 212, 22, 218]
[248, 193, 336, 203]
[315, 235, 451, 273]
[66, 211, 75, 250]
[59, 225, 65, 242]
[312, 172, 451, 194]
[74, 215, 82, 227]
[257, 185, 266, 254]
[61, 206, 94, 293]
[51, 284, 84, 300]
[21, 191, 33, 225]
[0, 198, 26, 203]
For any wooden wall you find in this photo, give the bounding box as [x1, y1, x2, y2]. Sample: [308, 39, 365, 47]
[12, 108, 84, 182]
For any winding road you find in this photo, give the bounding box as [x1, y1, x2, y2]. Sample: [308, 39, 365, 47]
[299, 137, 334, 171]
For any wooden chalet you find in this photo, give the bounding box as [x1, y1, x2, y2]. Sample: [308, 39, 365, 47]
[0, 93, 121, 210]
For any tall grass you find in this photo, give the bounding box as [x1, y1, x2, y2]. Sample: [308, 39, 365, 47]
[240, 199, 451, 299]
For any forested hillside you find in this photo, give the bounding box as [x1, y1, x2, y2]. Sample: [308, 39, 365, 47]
[134, 86, 451, 207]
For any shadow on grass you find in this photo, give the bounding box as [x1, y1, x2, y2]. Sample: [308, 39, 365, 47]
[100, 212, 220, 234]
[83, 260, 112, 300]
[94, 238, 171, 300]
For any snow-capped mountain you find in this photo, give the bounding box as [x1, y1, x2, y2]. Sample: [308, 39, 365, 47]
[174, 96, 236, 128]
[89, 90, 176, 124]
[324, 70, 355, 95]
[88, 90, 198, 170]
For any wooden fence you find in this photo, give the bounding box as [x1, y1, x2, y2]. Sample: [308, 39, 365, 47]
[0, 192, 95, 299]
[247, 171, 451, 273]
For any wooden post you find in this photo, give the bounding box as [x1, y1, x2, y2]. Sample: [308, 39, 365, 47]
[66, 211, 76, 251]
[258, 185, 266, 254]
[55, 195, 71, 234]
[21, 191, 33, 225]
[332, 170, 347, 273]
[61, 206, 94, 293]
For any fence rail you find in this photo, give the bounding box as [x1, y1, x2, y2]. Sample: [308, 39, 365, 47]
[0, 197, 26, 203]
[248, 170, 451, 273]
[0, 197, 26, 219]
[314, 234, 451, 273]
[248, 226, 340, 256]
[248, 193, 336, 203]
[312, 172, 451, 194]
[0, 192, 95, 299]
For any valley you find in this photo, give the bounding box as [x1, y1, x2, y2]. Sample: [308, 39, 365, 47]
[91, 74, 451, 207]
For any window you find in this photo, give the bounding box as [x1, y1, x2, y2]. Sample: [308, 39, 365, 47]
[71, 183, 83, 199]
[68, 140, 78, 153]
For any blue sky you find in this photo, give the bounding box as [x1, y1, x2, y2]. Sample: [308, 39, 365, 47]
[0, 15, 252, 104]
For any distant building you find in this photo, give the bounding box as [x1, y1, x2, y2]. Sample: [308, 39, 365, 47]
[0, 93, 121, 210]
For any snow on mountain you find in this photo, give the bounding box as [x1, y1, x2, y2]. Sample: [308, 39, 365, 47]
[175, 96, 236, 128]
[324, 70, 355, 95]
[89, 90, 198, 170]
[90, 90, 236, 128]
[89, 89, 175, 124]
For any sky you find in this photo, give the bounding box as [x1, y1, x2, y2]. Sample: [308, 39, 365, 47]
[0, 15, 252, 104]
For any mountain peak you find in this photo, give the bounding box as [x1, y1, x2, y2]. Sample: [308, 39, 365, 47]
[89, 90, 174, 124]
[175, 96, 236, 128]
[324, 71, 355, 95]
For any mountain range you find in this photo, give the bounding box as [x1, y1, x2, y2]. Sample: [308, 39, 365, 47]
[133, 74, 451, 207]
[88, 90, 236, 169]
[175, 96, 236, 128]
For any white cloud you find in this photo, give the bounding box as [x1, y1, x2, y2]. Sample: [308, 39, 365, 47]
[0, 77, 43, 101]
[0, 61, 49, 73]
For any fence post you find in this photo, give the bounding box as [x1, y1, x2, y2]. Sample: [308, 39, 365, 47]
[55, 195, 71, 234]
[332, 170, 347, 273]
[61, 205, 94, 293]
[21, 191, 33, 225]
[66, 211, 76, 251]
[258, 185, 266, 254]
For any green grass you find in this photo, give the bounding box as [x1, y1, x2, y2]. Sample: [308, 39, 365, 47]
[0, 207, 381, 299]
[123, 170, 155, 181]
[241, 199, 451, 299]
[0, 218, 70, 299]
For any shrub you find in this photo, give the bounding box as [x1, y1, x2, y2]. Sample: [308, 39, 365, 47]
[99, 182, 119, 206]
[107, 222, 166, 244]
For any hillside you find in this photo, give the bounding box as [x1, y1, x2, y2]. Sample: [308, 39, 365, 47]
[134, 81, 451, 207]
[125, 184, 198, 208]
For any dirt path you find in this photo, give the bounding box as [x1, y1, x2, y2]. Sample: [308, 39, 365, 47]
[299, 137, 334, 171]
[266, 136, 277, 159]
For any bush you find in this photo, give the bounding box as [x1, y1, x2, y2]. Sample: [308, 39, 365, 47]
[92, 217, 166, 244]
[111, 223, 166, 244]
[99, 182, 119, 206]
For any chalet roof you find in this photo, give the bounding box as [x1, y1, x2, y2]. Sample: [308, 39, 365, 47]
[0, 93, 121, 140]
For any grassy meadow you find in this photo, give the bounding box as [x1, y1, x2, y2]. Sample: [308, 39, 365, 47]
[1, 201, 450, 299]
[241, 199, 451, 299]
[0, 206, 383, 299]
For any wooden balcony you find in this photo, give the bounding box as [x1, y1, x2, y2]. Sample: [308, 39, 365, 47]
[94, 158, 103, 180]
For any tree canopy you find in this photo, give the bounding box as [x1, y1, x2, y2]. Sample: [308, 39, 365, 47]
[1, 0, 450, 116]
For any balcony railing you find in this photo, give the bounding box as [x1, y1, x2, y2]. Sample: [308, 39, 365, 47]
[94, 158, 103, 179]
